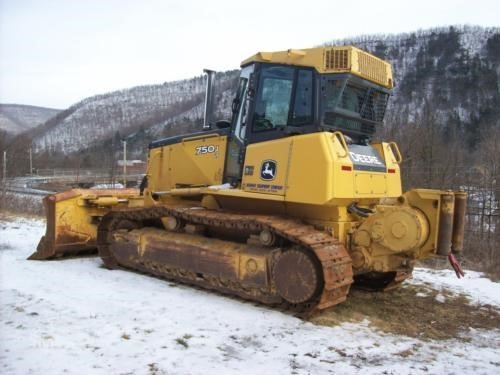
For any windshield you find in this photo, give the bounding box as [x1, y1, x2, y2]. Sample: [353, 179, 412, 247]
[322, 76, 390, 140]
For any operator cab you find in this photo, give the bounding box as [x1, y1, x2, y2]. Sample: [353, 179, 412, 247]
[230, 50, 392, 147]
[224, 47, 393, 184]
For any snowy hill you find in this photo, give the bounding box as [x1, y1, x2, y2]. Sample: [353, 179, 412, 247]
[16, 25, 500, 157]
[328, 25, 500, 135]
[30, 71, 238, 154]
[0, 104, 60, 135]
[1, 216, 499, 374]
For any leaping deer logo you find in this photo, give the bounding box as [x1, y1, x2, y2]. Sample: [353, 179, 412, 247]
[260, 160, 277, 181]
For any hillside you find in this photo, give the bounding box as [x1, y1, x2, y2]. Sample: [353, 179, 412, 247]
[329, 25, 500, 147]
[22, 25, 499, 158]
[2, 25, 498, 178]
[30, 71, 238, 155]
[0, 104, 60, 135]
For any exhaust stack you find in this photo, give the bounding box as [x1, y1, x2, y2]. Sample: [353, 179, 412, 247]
[203, 69, 216, 130]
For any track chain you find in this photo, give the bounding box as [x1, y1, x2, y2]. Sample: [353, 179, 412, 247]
[97, 204, 353, 316]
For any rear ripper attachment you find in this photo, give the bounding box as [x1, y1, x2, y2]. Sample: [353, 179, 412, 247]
[97, 205, 353, 316]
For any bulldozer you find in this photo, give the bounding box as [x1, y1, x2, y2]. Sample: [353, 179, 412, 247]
[30, 46, 466, 315]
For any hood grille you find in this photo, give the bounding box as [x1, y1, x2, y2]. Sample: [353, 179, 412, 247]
[324, 47, 392, 88]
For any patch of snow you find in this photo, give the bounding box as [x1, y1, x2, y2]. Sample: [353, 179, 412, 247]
[91, 183, 125, 189]
[409, 267, 500, 307]
[435, 293, 446, 303]
[1, 217, 499, 374]
[415, 291, 430, 298]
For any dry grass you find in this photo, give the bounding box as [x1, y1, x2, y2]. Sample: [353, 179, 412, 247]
[485, 263, 500, 282]
[311, 284, 500, 341]
[0, 193, 44, 215]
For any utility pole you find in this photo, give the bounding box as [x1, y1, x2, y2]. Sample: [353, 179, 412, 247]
[122, 140, 127, 188]
[29, 147, 33, 175]
[2, 151, 6, 208]
[2, 151, 5, 180]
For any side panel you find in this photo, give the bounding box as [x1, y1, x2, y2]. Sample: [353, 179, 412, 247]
[240, 132, 403, 205]
[371, 142, 402, 198]
[147, 134, 227, 192]
[285, 133, 344, 203]
[242, 133, 351, 201]
[241, 138, 290, 195]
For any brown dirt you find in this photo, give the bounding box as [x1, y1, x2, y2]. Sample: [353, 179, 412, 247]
[310, 283, 500, 341]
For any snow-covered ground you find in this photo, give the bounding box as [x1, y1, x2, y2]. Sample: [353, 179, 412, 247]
[1, 217, 499, 375]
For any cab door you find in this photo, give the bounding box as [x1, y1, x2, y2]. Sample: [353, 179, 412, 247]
[224, 65, 254, 184]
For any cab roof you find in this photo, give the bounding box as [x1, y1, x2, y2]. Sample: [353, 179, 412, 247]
[241, 46, 393, 89]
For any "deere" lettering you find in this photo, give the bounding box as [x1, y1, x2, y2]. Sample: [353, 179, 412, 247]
[349, 152, 383, 165]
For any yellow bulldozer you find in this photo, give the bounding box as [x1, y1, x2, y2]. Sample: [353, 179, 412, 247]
[29, 46, 466, 315]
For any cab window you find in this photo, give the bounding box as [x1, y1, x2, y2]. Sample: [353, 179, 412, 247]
[252, 66, 294, 131]
[251, 65, 314, 132]
[290, 69, 313, 125]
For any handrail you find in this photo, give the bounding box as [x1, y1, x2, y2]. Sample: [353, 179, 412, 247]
[388, 141, 403, 164]
[332, 131, 349, 158]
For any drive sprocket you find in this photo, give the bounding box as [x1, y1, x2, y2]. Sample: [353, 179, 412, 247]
[273, 248, 323, 304]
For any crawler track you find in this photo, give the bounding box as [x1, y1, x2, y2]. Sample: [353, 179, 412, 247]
[97, 204, 353, 316]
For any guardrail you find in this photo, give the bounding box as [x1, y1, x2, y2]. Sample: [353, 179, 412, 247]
[2, 173, 145, 196]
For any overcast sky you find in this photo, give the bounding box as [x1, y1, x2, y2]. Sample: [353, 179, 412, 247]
[1, 0, 498, 109]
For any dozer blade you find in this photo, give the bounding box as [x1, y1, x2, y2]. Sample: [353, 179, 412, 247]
[29, 188, 142, 260]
